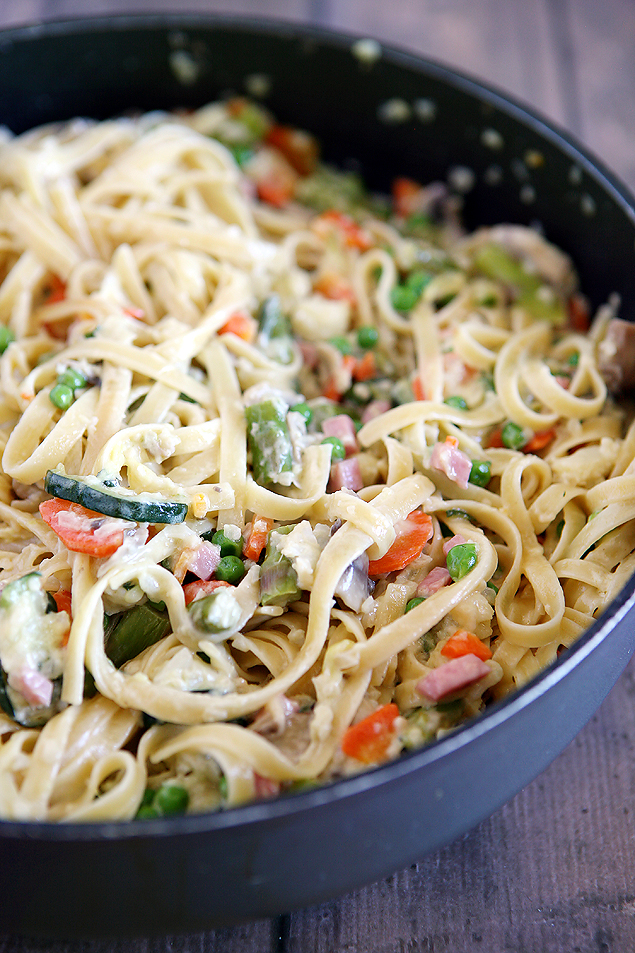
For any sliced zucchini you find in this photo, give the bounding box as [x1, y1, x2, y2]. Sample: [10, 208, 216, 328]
[44, 469, 188, 524]
[104, 604, 172, 668]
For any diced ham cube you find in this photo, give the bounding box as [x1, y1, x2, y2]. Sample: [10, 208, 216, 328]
[182, 541, 221, 581]
[417, 566, 452, 596]
[322, 414, 359, 456]
[361, 400, 391, 424]
[254, 773, 281, 799]
[299, 341, 319, 369]
[598, 318, 635, 392]
[443, 534, 467, 556]
[8, 666, 54, 708]
[430, 438, 472, 489]
[416, 654, 490, 701]
[330, 457, 363, 491]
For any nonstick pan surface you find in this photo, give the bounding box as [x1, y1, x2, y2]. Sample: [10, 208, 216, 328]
[1, 15, 635, 938]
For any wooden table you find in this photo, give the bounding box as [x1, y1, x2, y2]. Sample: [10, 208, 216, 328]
[1, 1, 635, 950]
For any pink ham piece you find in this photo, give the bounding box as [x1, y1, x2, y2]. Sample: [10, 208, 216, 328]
[330, 457, 363, 491]
[361, 399, 391, 425]
[443, 534, 467, 556]
[299, 341, 319, 369]
[251, 695, 300, 736]
[322, 414, 359, 456]
[417, 654, 490, 702]
[254, 773, 281, 799]
[417, 566, 451, 596]
[430, 437, 472, 489]
[8, 666, 54, 708]
[184, 541, 221, 580]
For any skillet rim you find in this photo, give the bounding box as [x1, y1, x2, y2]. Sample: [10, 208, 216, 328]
[0, 10, 634, 843]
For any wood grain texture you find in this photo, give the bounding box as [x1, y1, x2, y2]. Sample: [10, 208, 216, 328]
[0, 2, 635, 951]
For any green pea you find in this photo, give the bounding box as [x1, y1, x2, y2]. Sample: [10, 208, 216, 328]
[154, 784, 189, 816]
[215, 555, 246, 584]
[321, 436, 346, 461]
[469, 460, 491, 487]
[405, 270, 432, 296]
[357, 326, 379, 349]
[444, 395, 468, 410]
[140, 788, 156, 809]
[49, 383, 74, 410]
[212, 530, 243, 559]
[0, 326, 15, 354]
[404, 597, 425, 613]
[446, 543, 478, 580]
[501, 421, 526, 450]
[136, 805, 160, 820]
[290, 402, 313, 425]
[57, 368, 87, 391]
[390, 285, 418, 312]
[329, 336, 353, 355]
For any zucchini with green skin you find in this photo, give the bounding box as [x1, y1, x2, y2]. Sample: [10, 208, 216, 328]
[44, 469, 188, 524]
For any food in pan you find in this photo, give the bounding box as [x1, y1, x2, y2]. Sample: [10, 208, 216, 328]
[0, 98, 632, 821]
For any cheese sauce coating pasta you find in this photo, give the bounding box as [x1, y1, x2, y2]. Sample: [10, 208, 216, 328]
[0, 99, 632, 821]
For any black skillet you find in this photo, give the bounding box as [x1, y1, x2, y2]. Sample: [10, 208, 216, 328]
[1, 14, 635, 938]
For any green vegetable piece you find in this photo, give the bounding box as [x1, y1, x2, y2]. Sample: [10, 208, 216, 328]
[479, 293, 499, 307]
[188, 589, 241, 634]
[486, 582, 499, 595]
[404, 213, 433, 233]
[57, 368, 87, 391]
[321, 436, 346, 462]
[230, 144, 254, 168]
[218, 774, 228, 800]
[516, 289, 566, 323]
[178, 392, 197, 404]
[481, 372, 496, 393]
[0, 325, 15, 354]
[49, 383, 74, 410]
[0, 572, 42, 610]
[390, 284, 418, 312]
[445, 508, 473, 522]
[257, 295, 293, 364]
[260, 534, 301, 607]
[434, 293, 457, 309]
[568, 352, 579, 367]
[245, 398, 294, 485]
[234, 101, 270, 141]
[329, 336, 353, 355]
[556, 519, 565, 538]
[136, 805, 160, 820]
[404, 597, 425, 613]
[473, 243, 541, 294]
[154, 784, 189, 816]
[0, 665, 14, 720]
[501, 421, 527, 450]
[406, 270, 432, 296]
[444, 395, 468, 410]
[357, 326, 379, 349]
[469, 460, 491, 487]
[140, 787, 156, 809]
[212, 530, 243, 559]
[289, 402, 313, 425]
[446, 543, 478, 581]
[105, 604, 171, 669]
[44, 469, 188, 524]
[215, 555, 246, 584]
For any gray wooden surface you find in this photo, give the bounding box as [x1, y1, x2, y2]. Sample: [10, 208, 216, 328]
[1, 1, 635, 950]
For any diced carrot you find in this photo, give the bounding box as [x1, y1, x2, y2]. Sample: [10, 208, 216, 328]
[218, 311, 258, 343]
[392, 177, 423, 217]
[412, 377, 426, 401]
[353, 351, 376, 382]
[368, 510, 434, 576]
[341, 703, 400, 764]
[265, 124, 318, 176]
[322, 354, 356, 401]
[523, 429, 556, 453]
[257, 177, 295, 207]
[313, 271, 357, 305]
[568, 293, 590, 333]
[486, 427, 504, 449]
[312, 210, 373, 251]
[53, 589, 73, 618]
[441, 629, 492, 662]
[46, 275, 66, 304]
[182, 579, 233, 606]
[39, 499, 125, 558]
[243, 516, 274, 562]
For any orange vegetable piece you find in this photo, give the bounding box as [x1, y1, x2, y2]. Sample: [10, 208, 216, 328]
[218, 311, 258, 343]
[341, 703, 400, 764]
[243, 516, 274, 562]
[441, 629, 492, 662]
[368, 510, 433, 576]
[353, 351, 376, 382]
[486, 427, 504, 449]
[39, 499, 124, 558]
[182, 579, 233, 605]
[391, 177, 423, 217]
[257, 176, 295, 208]
[523, 429, 556, 453]
[46, 274, 66, 304]
[568, 293, 590, 332]
[266, 124, 318, 176]
[313, 210, 373, 251]
[412, 377, 426, 401]
[313, 271, 357, 305]
[322, 354, 355, 401]
[53, 589, 73, 618]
